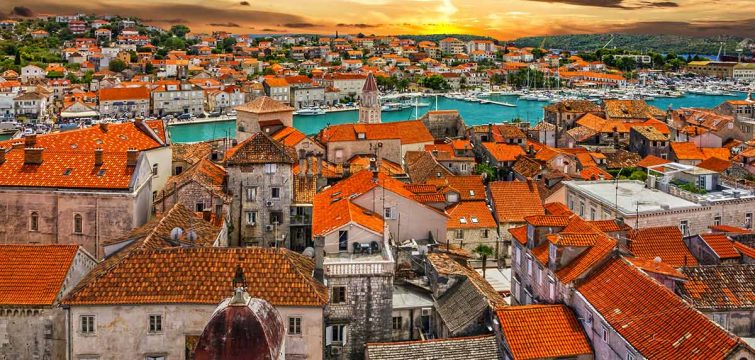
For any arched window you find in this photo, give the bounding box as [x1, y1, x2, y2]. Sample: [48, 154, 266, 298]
[73, 214, 83, 234]
[30, 212, 39, 231]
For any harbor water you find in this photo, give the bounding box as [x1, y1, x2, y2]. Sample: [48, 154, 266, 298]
[168, 93, 745, 143]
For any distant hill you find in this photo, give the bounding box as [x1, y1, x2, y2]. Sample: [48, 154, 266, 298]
[395, 34, 498, 44]
[514, 33, 747, 55]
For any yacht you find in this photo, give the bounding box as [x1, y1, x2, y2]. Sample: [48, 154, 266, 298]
[296, 107, 326, 116]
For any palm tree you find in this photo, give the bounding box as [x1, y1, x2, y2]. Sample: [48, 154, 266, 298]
[473, 244, 494, 278]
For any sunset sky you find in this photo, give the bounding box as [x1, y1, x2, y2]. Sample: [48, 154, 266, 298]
[4, 0, 754, 39]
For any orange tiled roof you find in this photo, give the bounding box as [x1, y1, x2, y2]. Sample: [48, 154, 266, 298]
[426, 175, 487, 202]
[271, 126, 308, 147]
[670, 142, 704, 161]
[709, 225, 752, 235]
[580, 166, 613, 181]
[627, 226, 698, 267]
[0, 245, 81, 306]
[235, 96, 294, 114]
[313, 170, 416, 236]
[678, 264, 755, 311]
[446, 201, 496, 229]
[578, 257, 742, 360]
[700, 233, 740, 259]
[99, 86, 150, 101]
[0, 121, 165, 153]
[497, 305, 593, 360]
[64, 247, 328, 306]
[509, 225, 528, 245]
[318, 121, 434, 145]
[482, 142, 525, 162]
[627, 257, 687, 279]
[733, 242, 755, 259]
[225, 132, 295, 165]
[489, 181, 544, 223]
[544, 202, 574, 216]
[637, 155, 670, 169]
[0, 149, 135, 189]
[696, 156, 731, 173]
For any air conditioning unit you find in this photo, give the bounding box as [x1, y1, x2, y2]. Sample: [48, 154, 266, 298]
[266, 201, 274, 207]
[248, 222, 256, 227]
[421, 308, 432, 317]
[265, 225, 274, 232]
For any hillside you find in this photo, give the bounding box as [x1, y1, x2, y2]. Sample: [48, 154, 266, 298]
[395, 34, 498, 44]
[514, 33, 747, 55]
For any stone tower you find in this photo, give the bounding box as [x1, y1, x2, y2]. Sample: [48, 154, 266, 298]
[358, 73, 381, 124]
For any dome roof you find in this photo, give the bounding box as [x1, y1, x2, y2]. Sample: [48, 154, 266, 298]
[194, 289, 285, 360]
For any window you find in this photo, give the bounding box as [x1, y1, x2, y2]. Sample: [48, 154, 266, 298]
[246, 187, 258, 201]
[384, 207, 395, 220]
[264, 163, 277, 174]
[627, 353, 636, 360]
[332, 324, 345, 343]
[514, 246, 521, 268]
[145, 357, 165, 360]
[270, 211, 283, 225]
[714, 215, 722, 226]
[195, 202, 204, 212]
[175, 166, 183, 175]
[152, 164, 158, 176]
[746, 213, 753, 229]
[148, 315, 162, 333]
[338, 231, 348, 251]
[537, 265, 543, 285]
[271, 187, 281, 200]
[590, 208, 596, 221]
[548, 277, 555, 300]
[80, 315, 95, 334]
[73, 213, 83, 234]
[679, 220, 689, 235]
[288, 316, 302, 335]
[579, 202, 585, 217]
[30, 211, 39, 232]
[527, 255, 533, 276]
[392, 316, 402, 330]
[245, 211, 257, 225]
[332, 286, 346, 303]
[601, 324, 609, 343]
[454, 229, 464, 239]
[712, 313, 728, 329]
[481, 229, 489, 238]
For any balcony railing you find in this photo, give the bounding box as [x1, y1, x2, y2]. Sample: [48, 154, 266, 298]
[323, 225, 395, 277]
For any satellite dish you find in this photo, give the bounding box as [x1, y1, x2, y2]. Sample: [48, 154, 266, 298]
[186, 230, 198, 243]
[170, 227, 184, 241]
[302, 247, 315, 258]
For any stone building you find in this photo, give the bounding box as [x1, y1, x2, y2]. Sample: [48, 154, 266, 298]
[63, 247, 327, 360]
[564, 180, 755, 237]
[235, 96, 295, 140]
[225, 132, 295, 247]
[316, 120, 434, 166]
[151, 81, 205, 117]
[312, 170, 448, 359]
[489, 181, 545, 265]
[678, 264, 755, 339]
[0, 134, 155, 259]
[573, 256, 754, 360]
[98, 86, 151, 118]
[445, 200, 498, 254]
[0, 244, 96, 360]
[629, 125, 669, 159]
[419, 110, 466, 139]
[154, 158, 230, 223]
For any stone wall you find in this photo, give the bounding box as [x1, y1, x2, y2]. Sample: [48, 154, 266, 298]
[325, 274, 393, 360]
[226, 164, 293, 247]
[419, 111, 466, 139]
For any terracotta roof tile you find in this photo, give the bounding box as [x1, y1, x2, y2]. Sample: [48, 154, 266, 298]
[482, 142, 525, 162]
[678, 264, 755, 311]
[318, 120, 433, 145]
[489, 181, 544, 223]
[427, 175, 486, 202]
[627, 226, 698, 267]
[98, 86, 150, 101]
[497, 305, 593, 360]
[156, 159, 228, 203]
[544, 202, 574, 216]
[509, 225, 528, 245]
[235, 96, 294, 114]
[524, 215, 571, 227]
[696, 157, 732, 173]
[578, 257, 742, 360]
[64, 247, 328, 306]
[225, 132, 295, 165]
[366, 335, 500, 360]
[637, 155, 670, 169]
[700, 234, 741, 259]
[0, 245, 81, 306]
[446, 201, 496, 229]
[734, 242, 755, 259]
[627, 257, 687, 279]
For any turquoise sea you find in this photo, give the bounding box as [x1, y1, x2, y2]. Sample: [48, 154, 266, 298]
[169, 93, 746, 143]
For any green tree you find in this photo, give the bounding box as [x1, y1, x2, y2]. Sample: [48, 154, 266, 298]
[474, 163, 496, 181]
[169, 25, 191, 38]
[473, 244, 495, 278]
[418, 74, 448, 91]
[109, 59, 128, 72]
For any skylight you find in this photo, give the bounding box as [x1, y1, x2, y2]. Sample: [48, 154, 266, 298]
[471, 217, 479, 223]
[459, 217, 467, 224]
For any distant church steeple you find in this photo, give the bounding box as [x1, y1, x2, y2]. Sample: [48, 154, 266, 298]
[358, 72, 381, 124]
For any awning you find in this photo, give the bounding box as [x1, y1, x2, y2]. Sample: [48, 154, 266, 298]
[61, 110, 99, 118]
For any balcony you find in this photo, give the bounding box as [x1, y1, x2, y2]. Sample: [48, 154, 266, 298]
[323, 229, 395, 277]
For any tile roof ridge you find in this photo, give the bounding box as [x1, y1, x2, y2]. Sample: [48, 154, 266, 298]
[279, 249, 328, 305]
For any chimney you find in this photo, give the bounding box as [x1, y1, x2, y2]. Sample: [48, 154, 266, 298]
[24, 134, 37, 148]
[94, 148, 104, 167]
[126, 148, 139, 166]
[316, 153, 323, 177]
[134, 117, 143, 126]
[298, 149, 306, 178]
[202, 209, 212, 222]
[99, 122, 109, 132]
[0, 147, 5, 164]
[24, 147, 44, 165]
[487, 123, 493, 140]
[12, 142, 24, 150]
